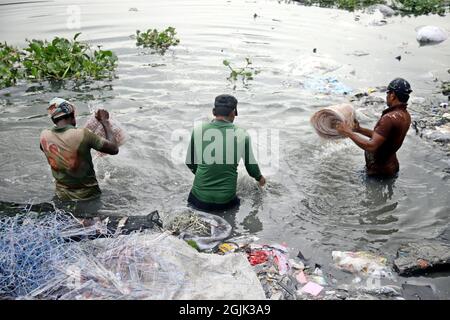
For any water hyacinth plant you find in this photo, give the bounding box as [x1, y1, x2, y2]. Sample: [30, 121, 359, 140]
[23, 33, 118, 81]
[223, 57, 260, 87]
[297, 0, 449, 15]
[0, 43, 23, 88]
[135, 27, 180, 54]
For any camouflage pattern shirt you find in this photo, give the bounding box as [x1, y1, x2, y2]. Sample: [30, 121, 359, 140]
[40, 125, 107, 201]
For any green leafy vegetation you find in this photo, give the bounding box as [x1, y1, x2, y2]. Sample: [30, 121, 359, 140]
[0, 33, 118, 89]
[300, 0, 383, 11]
[442, 81, 450, 96]
[296, 0, 449, 15]
[23, 33, 117, 81]
[136, 27, 180, 54]
[397, 0, 448, 16]
[223, 58, 260, 87]
[0, 43, 23, 89]
[186, 240, 200, 251]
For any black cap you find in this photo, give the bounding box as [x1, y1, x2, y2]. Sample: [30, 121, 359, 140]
[387, 78, 412, 95]
[214, 94, 238, 116]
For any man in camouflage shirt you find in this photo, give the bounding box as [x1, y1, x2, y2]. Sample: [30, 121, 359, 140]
[40, 98, 119, 201]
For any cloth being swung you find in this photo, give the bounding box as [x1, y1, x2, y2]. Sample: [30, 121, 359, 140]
[310, 103, 356, 139]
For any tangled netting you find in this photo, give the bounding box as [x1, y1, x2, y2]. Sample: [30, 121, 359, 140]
[0, 210, 187, 300]
[0, 211, 101, 299]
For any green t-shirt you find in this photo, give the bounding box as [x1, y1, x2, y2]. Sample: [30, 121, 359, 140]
[40, 125, 106, 201]
[185, 120, 262, 204]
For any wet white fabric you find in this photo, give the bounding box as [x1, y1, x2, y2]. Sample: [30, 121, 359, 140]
[84, 114, 127, 156]
[310, 103, 355, 139]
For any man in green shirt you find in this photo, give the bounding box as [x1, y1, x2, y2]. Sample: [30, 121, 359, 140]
[40, 98, 119, 201]
[185, 94, 266, 212]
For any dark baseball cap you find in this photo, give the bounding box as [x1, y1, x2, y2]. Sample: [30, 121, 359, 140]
[387, 78, 412, 95]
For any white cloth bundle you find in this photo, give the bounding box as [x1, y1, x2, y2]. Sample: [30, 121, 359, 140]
[310, 103, 355, 139]
[85, 114, 127, 156]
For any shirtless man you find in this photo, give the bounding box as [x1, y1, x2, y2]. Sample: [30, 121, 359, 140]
[337, 78, 412, 177]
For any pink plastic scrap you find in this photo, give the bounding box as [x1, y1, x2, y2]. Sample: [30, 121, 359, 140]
[296, 271, 308, 284]
[301, 282, 324, 296]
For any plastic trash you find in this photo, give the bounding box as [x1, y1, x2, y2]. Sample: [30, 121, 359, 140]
[218, 243, 238, 254]
[273, 250, 290, 275]
[332, 251, 394, 279]
[167, 211, 232, 251]
[289, 259, 305, 270]
[310, 275, 327, 286]
[303, 76, 352, 95]
[301, 282, 323, 296]
[296, 271, 308, 284]
[416, 26, 448, 46]
[248, 250, 269, 266]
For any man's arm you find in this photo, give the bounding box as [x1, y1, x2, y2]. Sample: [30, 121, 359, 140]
[337, 122, 386, 153]
[244, 134, 266, 187]
[355, 127, 374, 138]
[353, 119, 373, 138]
[185, 132, 197, 174]
[94, 109, 119, 155]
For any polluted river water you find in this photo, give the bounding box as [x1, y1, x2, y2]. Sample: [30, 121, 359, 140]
[0, 0, 449, 298]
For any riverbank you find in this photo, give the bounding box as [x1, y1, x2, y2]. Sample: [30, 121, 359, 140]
[295, 0, 450, 16]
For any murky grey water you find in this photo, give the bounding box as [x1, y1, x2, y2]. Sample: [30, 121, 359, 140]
[1, 0, 449, 298]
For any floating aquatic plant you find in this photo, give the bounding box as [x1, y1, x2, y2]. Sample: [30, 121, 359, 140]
[442, 81, 450, 96]
[135, 27, 180, 54]
[0, 33, 118, 89]
[223, 57, 260, 87]
[22, 33, 118, 81]
[397, 0, 448, 16]
[0, 43, 23, 89]
[296, 0, 448, 15]
[298, 0, 387, 11]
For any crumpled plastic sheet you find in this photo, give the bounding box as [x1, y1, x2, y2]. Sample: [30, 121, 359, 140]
[303, 77, 352, 95]
[27, 232, 265, 300]
[310, 103, 356, 139]
[332, 251, 394, 280]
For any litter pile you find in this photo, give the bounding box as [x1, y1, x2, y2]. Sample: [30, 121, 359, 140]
[215, 235, 410, 300]
[166, 210, 232, 251]
[0, 211, 263, 300]
[413, 112, 450, 145]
